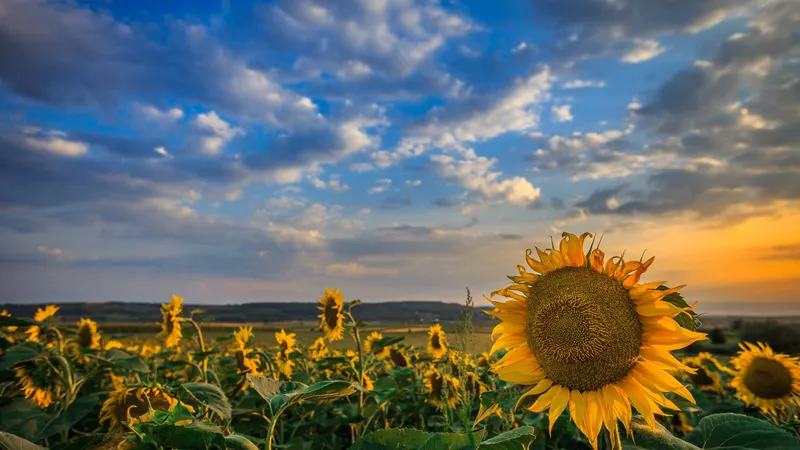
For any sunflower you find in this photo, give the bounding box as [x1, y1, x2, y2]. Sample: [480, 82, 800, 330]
[310, 337, 329, 359]
[14, 361, 61, 408]
[448, 350, 477, 376]
[274, 329, 296, 378]
[105, 340, 124, 350]
[424, 367, 461, 410]
[670, 412, 694, 436]
[487, 232, 705, 449]
[233, 326, 261, 376]
[465, 371, 488, 399]
[729, 341, 800, 414]
[680, 353, 725, 395]
[99, 385, 192, 430]
[159, 295, 183, 348]
[26, 304, 59, 343]
[365, 331, 390, 359]
[388, 347, 411, 368]
[427, 324, 448, 359]
[477, 352, 492, 368]
[1, 309, 18, 343]
[76, 318, 101, 350]
[318, 289, 345, 342]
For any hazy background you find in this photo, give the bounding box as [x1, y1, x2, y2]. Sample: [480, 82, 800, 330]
[0, 0, 798, 316]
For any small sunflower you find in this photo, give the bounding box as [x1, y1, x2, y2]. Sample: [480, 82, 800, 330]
[465, 371, 488, 399]
[99, 385, 191, 430]
[76, 318, 101, 350]
[274, 329, 297, 378]
[424, 367, 461, 410]
[389, 347, 411, 368]
[448, 350, 476, 376]
[427, 324, 448, 359]
[729, 341, 800, 414]
[105, 340, 124, 350]
[1, 309, 18, 343]
[26, 304, 59, 343]
[477, 352, 492, 368]
[310, 337, 329, 359]
[318, 289, 345, 342]
[670, 412, 694, 436]
[14, 361, 61, 408]
[365, 331, 390, 359]
[159, 295, 183, 348]
[680, 353, 725, 395]
[233, 326, 261, 376]
[487, 232, 705, 449]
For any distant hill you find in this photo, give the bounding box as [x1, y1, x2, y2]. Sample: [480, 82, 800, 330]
[0, 301, 495, 324]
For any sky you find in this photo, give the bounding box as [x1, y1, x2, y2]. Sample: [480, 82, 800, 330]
[0, 0, 798, 315]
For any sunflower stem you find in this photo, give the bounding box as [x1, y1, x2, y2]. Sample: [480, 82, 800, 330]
[184, 318, 208, 382]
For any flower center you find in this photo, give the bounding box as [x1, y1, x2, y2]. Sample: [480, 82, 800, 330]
[389, 349, 408, 367]
[743, 357, 793, 399]
[78, 325, 94, 348]
[689, 366, 714, 386]
[431, 333, 442, 349]
[324, 301, 340, 329]
[525, 267, 642, 391]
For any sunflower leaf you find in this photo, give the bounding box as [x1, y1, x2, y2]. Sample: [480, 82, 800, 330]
[35, 394, 99, 441]
[657, 285, 701, 331]
[477, 426, 536, 449]
[223, 434, 260, 450]
[625, 416, 700, 449]
[180, 383, 232, 421]
[0, 317, 40, 327]
[474, 385, 533, 427]
[0, 431, 46, 450]
[682, 413, 800, 449]
[0, 343, 41, 370]
[349, 428, 486, 450]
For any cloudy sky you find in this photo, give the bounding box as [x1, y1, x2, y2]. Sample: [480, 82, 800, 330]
[1, 0, 798, 315]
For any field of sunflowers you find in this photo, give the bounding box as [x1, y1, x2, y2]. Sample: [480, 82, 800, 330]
[1, 232, 799, 450]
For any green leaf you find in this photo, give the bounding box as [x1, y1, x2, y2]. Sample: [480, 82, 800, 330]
[369, 336, 405, 354]
[214, 335, 233, 344]
[349, 428, 486, 450]
[625, 416, 700, 450]
[49, 434, 106, 450]
[682, 413, 800, 449]
[0, 431, 46, 450]
[0, 344, 41, 370]
[0, 317, 39, 327]
[474, 385, 532, 426]
[181, 382, 232, 421]
[102, 348, 150, 373]
[478, 427, 536, 449]
[36, 395, 99, 441]
[223, 434, 260, 450]
[146, 421, 226, 449]
[0, 398, 54, 442]
[657, 285, 700, 331]
[246, 375, 358, 417]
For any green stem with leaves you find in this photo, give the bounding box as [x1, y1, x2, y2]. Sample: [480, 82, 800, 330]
[183, 318, 208, 382]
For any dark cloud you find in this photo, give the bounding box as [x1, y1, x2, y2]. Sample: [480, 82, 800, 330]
[575, 184, 627, 214]
[762, 245, 800, 261]
[380, 194, 413, 209]
[433, 197, 458, 208]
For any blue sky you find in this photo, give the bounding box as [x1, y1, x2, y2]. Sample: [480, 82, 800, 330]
[1, 0, 798, 314]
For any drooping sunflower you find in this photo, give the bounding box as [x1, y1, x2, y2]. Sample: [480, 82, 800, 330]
[487, 232, 706, 449]
[274, 329, 296, 378]
[233, 326, 261, 376]
[309, 337, 329, 359]
[26, 304, 59, 343]
[100, 385, 192, 430]
[365, 331, 390, 359]
[76, 318, 101, 350]
[680, 352, 726, 395]
[14, 360, 61, 408]
[729, 341, 800, 414]
[318, 289, 345, 342]
[159, 295, 183, 348]
[388, 346, 411, 368]
[424, 367, 461, 410]
[427, 324, 448, 359]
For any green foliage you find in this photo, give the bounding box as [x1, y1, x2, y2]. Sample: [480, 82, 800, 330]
[709, 328, 726, 345]
[180, 382, 233, 421]
[0, 343, 42, 370]
[350, 428, 485, 450]
[477, 427, 536, 449]
[0, 431, 46, 450]
[683, 413, 800, 449]
[739, 321, 800, 354]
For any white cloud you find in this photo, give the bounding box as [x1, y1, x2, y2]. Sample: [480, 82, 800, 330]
[154, 146, 171, 157]
[194, 111, 244, 156]
[337, 60, 372, 79]
[551, 105, 574, 123]
[308, 169, 350, 192]
[368, 178, 392, 194]
[405, 179, 422, 186]
[350, 162, 376, 173]
[136, 103, 184, 123]
[24, 129, 89, 157]
[511, 41, 528, 53]
[562, 79, 606, 89]
[621, 39, 666, 63]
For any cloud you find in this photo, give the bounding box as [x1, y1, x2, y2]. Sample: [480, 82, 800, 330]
[193, 111, 245, 156]
[24, 134, 88, 157]
[551, 104, 573, 122]
[620, 39, 666, 63]
[136, 103, 184, 123]
[368, 178, 392, 194]
[561, 79, 606, 89]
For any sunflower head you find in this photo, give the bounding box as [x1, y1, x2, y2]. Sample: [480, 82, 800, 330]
[680, 354, 725, 394]
[730, 341, 800, 414]
[487, 231, 706, 449]
[76, 318, 101, 350]
[671, 412, 694, 436]
[105, 340, 124, 351]
[318, 289, 345, 342]
[424, 367, 461, 410]
[427, 324, 448, 359]
[273, 329, 296, 377]
[1, 310, 18, 340]
[310, 337, 329, 360]
[233, 326, 254, 350]
[99, 385, 191, 430]
[477, 352, 491, 368]
[14, 361, 61, 408]
[159, 295, 183, 348]
[389, 347, 410, 368]
[26, 304, 59, 343]
[465, 371, 488, 399]
[365, 332, 390, 359]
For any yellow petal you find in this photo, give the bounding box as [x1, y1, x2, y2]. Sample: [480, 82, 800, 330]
[569, 390, 590, 439]
[515, 378, 553, 410]
[525, 249, 549, 274]
[548, 385, 571, 434]
[617, 377, 656, 429]
[634, 361, 695, 403]
[589, 248, 605, 273]
[528, 385, 558, 413]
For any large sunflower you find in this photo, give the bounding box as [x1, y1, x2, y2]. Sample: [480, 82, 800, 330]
[274, 329, 296, 378]
[100, 385, 191, 430]
[14, 361, 61, 408]
[26, 304, 59, 343]
[76, 318, 101, 350]
[424, 367, 461, 410]
[365, 331, 390, 359]
[318, 289, 345, 342]
[159, 295, 183, 348]
[487, 232, 705, 449]
[389, 346, 411, 368]
[729, 341, 800, 414]
[427, 324, 448, 359]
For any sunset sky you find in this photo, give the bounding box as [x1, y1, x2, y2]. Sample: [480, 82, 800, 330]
[1, 0, 798, 315]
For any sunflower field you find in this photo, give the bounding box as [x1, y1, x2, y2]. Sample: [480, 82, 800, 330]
[1, 233, 799, 450]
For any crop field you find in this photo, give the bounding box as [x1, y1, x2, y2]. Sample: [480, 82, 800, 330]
[1, 234, 799, 450]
